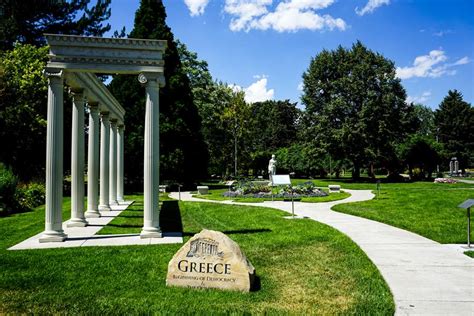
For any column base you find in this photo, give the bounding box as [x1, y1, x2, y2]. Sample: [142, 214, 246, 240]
[140, 227, 162, 239]
[98, 204, 111, 212]
[39, 230, 67, 243]
[109, 200, 118, 206]
[67, 218, 88, 227]
[85, 210, 101, 218]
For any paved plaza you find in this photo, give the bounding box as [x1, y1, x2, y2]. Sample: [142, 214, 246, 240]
[9, 201, 183, 250]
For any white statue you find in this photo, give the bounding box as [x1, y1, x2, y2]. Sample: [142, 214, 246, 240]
[268, 154, 277, 180]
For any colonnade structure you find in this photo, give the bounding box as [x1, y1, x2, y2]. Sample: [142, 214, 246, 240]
[39, 34, 166, 242]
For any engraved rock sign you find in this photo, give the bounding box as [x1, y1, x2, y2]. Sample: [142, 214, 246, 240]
[166, 229, 255, 292]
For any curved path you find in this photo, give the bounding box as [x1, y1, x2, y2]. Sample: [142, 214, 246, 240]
[169, 190, 474, 315]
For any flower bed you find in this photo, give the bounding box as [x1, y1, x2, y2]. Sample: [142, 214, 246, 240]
[434, 178, 457, 184]
[223, 181, 328, 199]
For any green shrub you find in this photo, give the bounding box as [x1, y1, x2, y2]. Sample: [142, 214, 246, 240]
[15, 182, 45, 210]
[0, 163, 18, 213]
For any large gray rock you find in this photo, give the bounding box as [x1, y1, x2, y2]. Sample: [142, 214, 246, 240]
[166, 229, 255, 292]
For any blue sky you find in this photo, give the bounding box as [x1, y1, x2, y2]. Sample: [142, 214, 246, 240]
[107, 0, 474, 109]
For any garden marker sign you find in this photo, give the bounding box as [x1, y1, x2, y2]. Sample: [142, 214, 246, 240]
[458, 199, 474, 248]
[166, 229, 255, 292]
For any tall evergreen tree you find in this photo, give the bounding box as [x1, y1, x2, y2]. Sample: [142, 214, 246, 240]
[434, 90, 474, 169]
[109, 0, 207, 186]
[0, 0, 111, 50]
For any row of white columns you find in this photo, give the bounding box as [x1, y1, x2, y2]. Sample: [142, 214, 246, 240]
[68, 93, 125, 226]
[39, 70, 162, 242]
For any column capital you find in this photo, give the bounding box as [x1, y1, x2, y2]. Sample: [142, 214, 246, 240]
[109, 118, 118, 125]
[100, 111, 110, 119]
[117, 123, 125, 130]
[87, 101, 99, 112]
[138, 72, 165, 88]
[68, 87, 84, 96]
[43, 67, 63, 79]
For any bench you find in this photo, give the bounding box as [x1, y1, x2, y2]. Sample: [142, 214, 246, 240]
[159, 185, 167, 193]
[328, 185, 341, 193]
[197, 186, 209, 195]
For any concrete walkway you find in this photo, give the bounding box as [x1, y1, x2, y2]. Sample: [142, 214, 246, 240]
[170, 190, 474, 316]
[9, 201, 183, 250]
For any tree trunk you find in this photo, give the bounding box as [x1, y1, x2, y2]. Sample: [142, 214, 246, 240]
[353, 163, 360, 180]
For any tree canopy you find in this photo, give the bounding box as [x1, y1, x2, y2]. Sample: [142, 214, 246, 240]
[109, 0, 207, 186]
[434, 90, 474, 169]
[0, 0, 111, 50]
[301, 41, 413, 179]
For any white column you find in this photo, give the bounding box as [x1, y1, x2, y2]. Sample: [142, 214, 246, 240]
[85, 103, 101, 218]
[39, 68, 67, 243]
[139, 73, 162, 238]
[98, 111, 111, 212]
[109, 119, 118, 205]
[117, 124, 125, 203]
[68, 89, 88, 227]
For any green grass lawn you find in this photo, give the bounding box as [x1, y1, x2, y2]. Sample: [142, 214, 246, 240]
[328, 181, 474, 244]
[192, 188, 351, 203]
[465, 251, 474, 258]
[0, 194, 394, 315]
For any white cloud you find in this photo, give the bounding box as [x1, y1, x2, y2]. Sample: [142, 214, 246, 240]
[433, 29, 453, 37]
[231, 76, 275, 103]
[453, 56, 470, 66]
[355, 0, 390, 16]
[184, 0, 210, 16]
[225, 0, 272, 31]
[407, 91, 431, 104]
[244, 78, 274, 103]
[297, 82, 304, 91]
[224, 0, 346, 32]
[396, 50, 470, 80]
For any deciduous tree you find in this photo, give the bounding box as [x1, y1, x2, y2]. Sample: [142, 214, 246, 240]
[301, 41, 412, 179]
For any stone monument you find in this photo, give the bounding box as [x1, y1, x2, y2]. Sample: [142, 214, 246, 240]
[166, 229, 255, 292]
[268, 154, 277, 180]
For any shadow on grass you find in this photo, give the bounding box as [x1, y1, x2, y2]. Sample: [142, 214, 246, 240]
[0, 208, 33, 218]
[160, 200, 183, 233]
[183, 228, 272, 237]
[117, 214, 143, 218]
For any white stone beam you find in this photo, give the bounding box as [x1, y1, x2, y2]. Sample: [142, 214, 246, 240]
[40, 68, 67, 243]
[45, 34, 167, 75]
[68, 88, 88, 227]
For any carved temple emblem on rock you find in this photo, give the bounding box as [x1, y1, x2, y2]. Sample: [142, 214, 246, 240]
[187, 238, 224, 259]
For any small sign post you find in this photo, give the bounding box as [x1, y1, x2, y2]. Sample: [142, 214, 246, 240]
[225, 181, 235, 199]
[458, 199, 474, 248]
[271, 175, 294, 218]
[178, 184, 182, 201]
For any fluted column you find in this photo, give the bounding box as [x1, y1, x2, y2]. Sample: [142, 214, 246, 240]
[39, 68, 67, 242]
[68, 89, 88, 227]
[98, 111, 111, 212]
[85, 103, 101, 218]
[117, 124, 125, 203]
[109, 119, 118, 205]
[139, 73, 162, 238]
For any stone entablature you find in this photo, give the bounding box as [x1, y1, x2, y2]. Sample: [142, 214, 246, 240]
[45, 34, 166, 74]
[65, 72, 124, 123]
